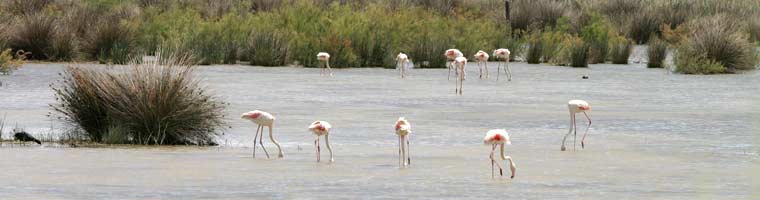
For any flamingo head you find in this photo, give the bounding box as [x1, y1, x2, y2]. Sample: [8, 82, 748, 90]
[241, 111, 261, 120]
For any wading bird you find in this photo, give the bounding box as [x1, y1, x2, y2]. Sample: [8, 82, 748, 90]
[241, 110, 284, 158]
[394, 117, 412, 167]
[474, 50, 490, 79]
[561, 100, 592, 151]
[483, 129, 516, 179]
[493, 49, 512, 81]
[308, 121, 334, 162]
[396, 53, 409, 79]
[445, 49, 464, 80]
[317, 52, 333, 76]
[13, 129, 41, 145]
[453, 56, 467, 95]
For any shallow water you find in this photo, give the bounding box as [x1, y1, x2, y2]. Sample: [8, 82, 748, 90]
[0, 59, 758, 199]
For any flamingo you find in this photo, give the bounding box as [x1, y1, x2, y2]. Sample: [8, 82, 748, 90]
[561, 100, 592, 151]
[444, 49, 464, 80]
[317, 52, 333, 76]
[308, 121, 334, 162]
[453, 56, 467, 95]
[493, 48, 512, 81]
[396, 52, 409, 79]
[241, 110, 284, 158]
[395, 117, 411, 167]
[474, 50, 490, 79]
[483, 129, 516, 179]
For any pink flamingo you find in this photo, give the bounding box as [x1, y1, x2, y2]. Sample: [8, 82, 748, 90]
[493, 49, 512, 81]
[395, 117, 412, 167]
[474, 50, 490, 79]
[396, 52, 409, 79]
[241, 110, 284, 158]
[308, 121, 334, 162]
[317, 52, 333, 76]
[561, 100, 592, 151]
[483, 129, 517, 179]
[444, 49, 464, 80]
[453, 56, 467, 95]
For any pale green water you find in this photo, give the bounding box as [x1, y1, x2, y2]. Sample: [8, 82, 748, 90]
[0, 60, 758, 199]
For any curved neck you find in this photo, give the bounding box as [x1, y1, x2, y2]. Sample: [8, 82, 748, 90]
[499, 144, 507, 160]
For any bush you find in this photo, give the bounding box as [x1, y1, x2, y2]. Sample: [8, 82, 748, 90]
[525, 32, 543, 64]
[581, 13, 614, 64]
[246, 31, 290, 66]
[0, 49, 27, 75]
[557, 36, 589, 68]
[749, 16, 760, 44]
[674, 45, 726, 74]
[674, 16, 759, 74]
[609, 36, 633, 64]
[510, 0, 567, 32]
[8, 13, 57, 60]
[82, 5, 137, 64]
[647, 36, 667, 68]
[626, 7, 661, 44]
[51, 55, 226, 145]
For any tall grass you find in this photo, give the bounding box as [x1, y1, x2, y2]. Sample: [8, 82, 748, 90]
[8, 13, 57, 60]
[245, 31, 290, 66]
[525, 32, 543, 64]
[557, 36, 590, 68]
[674, 15, 759, 74]
[609, 36, 633, 64]
[51, 55, 226, 145]
[510, 0, 567, 32]
[647, 36, 668, 68]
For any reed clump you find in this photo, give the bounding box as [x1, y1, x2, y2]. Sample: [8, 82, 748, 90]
[50, 54, 226, 145]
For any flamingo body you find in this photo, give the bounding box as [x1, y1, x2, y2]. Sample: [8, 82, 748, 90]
[395, 117, 412, 167]
[241, 110, 284, 158]
[309, 120, 334, 162]
[475, 50, 490, 79]
[397, 52, 409, 78]
[316, 52, 333, 76]
[445, 49, 464, 80]
[493, 48, 512, 81]
[454, 56, 467, 95]
[561, 100, 592, 151]
[484, 129, 517, 179]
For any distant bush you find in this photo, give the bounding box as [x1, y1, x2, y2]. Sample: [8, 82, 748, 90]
[51, 55, 226, 145]
[626, 7, 661, 44]
[246, 31, 290, 66]
[674, 16, 759, 74]
[581, 13, 614, 64]
[8, 13, 57, 60]
[557, 36, 590, 67]
[609, 36, 633, 64]
[749, 16, 760, 44]
[0, 49, 27, 75]
[647, 36, 668, 68]
[525, 32, 543, 64]
[511, 0, 567, 32]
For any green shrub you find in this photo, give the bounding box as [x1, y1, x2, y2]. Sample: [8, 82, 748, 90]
[557, 36, 589, 68]
[246, 31, 290, 66]
[581, 13, 613, 64]
[85, 18, 135, 64]
[674, 45, 726, 74]
[647, 36, 667, 68]
[51, 55, 226, 145]
[609, 36, 633, 64]
[525, 31, 543, 64]
[674, 16, 759, 74]
[0, 49, 27, 75]
[540, 31, 565, 62]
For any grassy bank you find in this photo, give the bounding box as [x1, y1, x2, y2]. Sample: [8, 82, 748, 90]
[0, 0, 758, 72]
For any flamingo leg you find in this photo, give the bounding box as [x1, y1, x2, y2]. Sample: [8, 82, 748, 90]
[317, 137, 321, 162]
[326, 61, 333, 76]
[561, 113, 574, 151]
[490, 144, 496, 179]
[269, 125, 284, 158]
[314, 138, 319, 162]
[506, 61, 512, 81]
[573, 114, 577, 151]
[479, 62, 483, 79]
[259, 126, 271, 159]
[406, 135, 411, 166]
[447, 61, 451, 80]
[496, 61, 501, 80]
[581, 111, 592, 149]
[253, 125, 261, 158]
[485, 61, 489, 79]
[325, 133, 334, 162]
[398, 135, 403, 168]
